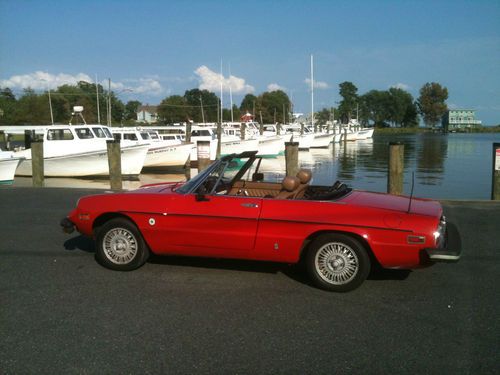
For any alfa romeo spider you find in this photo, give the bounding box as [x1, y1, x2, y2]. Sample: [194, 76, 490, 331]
[61, 151, 461, 292]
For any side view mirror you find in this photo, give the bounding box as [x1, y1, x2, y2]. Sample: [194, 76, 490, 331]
[195, 185, 210, 202]
[252, 172, 264, 182]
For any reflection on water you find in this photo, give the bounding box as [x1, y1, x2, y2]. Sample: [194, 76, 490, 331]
[10, 133, 500, 199]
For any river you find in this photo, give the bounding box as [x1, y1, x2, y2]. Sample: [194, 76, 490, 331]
[11, 132, 500, 200]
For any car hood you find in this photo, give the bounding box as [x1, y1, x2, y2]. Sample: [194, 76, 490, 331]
[130, 182, 183, 194]
[341, 190, 442, 217]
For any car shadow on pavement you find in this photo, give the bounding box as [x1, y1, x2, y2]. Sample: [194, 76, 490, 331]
[63, 235, 95, 253]
[368, 267, 411, 281]
[281, 264, 412, 288]
[147, 254, 284, 274]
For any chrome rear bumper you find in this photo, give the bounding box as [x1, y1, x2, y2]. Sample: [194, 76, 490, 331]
[424, 222, 461, 263]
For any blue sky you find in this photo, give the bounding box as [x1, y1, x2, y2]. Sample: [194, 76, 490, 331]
[1, 0, 499, 124]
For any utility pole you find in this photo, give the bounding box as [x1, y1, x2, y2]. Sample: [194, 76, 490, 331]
[200, 95, 205, 123]
[107, 78, 112, 126]
[96, 74, 101, 124]
[48, 88, 54, 125]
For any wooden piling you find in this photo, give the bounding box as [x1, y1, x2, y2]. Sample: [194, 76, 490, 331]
[285, 142, 299, 177]
[24, 130, 36, 150]
[31, 140, 44, 187]
[492, 143, 500, 200]
[277, 123, 281, 136]
[259, 123, 264, 136]
[185, 122, 192, 170]
[388, 142, 404, 195]
[197, 140, 211, 172]
[240, 123, 246, 140]
[106, 140, 122, 191]
[300, 123, 304, 136]
[216, 123, 222, 158]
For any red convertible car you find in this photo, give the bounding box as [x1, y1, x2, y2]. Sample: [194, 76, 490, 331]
[61, 151, 461, 292]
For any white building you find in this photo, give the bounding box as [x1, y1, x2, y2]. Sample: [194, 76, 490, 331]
[136, 105, 159, 124]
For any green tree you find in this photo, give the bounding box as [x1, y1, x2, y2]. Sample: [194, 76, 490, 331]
[360, 90, 392, 127]
[240, 94, 257, 115]
[0, 87, 17, 125]
[388, 88, 418, 127]
[417, 82, 448, 127]
[184, 88, 219, 122]
[256, 90, 290, 123]
[157, 95, 189, 124]
[124, 100, 142, 122]
[338, 81, 358, 123]
[316, 107, 334, 125]
[13, 88, 50, 124]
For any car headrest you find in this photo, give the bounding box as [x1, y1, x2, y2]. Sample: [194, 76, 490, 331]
[282, 176, 300, 192]
[296, 169, 312, 184]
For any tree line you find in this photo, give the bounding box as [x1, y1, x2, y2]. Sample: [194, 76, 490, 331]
[0, 80, 448, 127]
[328, 81, 449, 128]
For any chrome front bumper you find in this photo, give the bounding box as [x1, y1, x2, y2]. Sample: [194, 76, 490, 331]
[60, 217, 75, 234]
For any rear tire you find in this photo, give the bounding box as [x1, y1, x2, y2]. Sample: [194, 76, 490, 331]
[96, 218, 149, 271]
[306, 233, 370, 292]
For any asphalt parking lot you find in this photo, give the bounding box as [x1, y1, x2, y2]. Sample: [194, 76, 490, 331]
[1, 187, 499, 374]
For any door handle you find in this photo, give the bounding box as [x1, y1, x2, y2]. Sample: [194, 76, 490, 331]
[241, 203, 259, 208]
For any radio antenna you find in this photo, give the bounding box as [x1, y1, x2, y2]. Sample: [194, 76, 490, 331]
[407, 171, 415, 213]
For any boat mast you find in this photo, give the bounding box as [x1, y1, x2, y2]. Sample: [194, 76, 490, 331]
[229, 63, 234, 122]
[311, 54, 314, 130]
[95, 74, 101, 124]
[220, 59, 223, 124]
[107, 78, 111, 126]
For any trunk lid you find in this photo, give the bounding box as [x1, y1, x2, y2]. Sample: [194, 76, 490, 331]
[342, 191, 442, 217]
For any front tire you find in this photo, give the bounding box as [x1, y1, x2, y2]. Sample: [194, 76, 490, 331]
[96, 218, 149, 271]
[306, 234, 370, 292]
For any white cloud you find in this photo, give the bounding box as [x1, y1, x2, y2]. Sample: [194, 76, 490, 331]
[110, 78, 164, 95]
[391, 82, 411, 91]
[304, 78, 329, 89]
[0, 71, 164, 96]
[267, 83, 286, 91]
[195, 65, 254, 94]
[0, 71, 93, 90]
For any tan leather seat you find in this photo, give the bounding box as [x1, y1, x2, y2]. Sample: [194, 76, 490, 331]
[275, 176, 301, 199]
[294, 169, 312, 199]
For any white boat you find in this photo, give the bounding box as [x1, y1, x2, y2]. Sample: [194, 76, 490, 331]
[112, 127, 194, 169]
[305, 126, 333, 148]
[282, 124, 315, 150]
[333, 127, 359, 143]
[14, 124, 148, 178]
[356, 128, 375, 140]
[261, 123, 293, 152]
[224, 122, 284, 157]
[0, 151, 24, 184]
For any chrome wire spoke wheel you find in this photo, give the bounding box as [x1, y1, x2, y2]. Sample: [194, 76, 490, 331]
[102, 227, 138, 265]
[314, 241, 359, 285]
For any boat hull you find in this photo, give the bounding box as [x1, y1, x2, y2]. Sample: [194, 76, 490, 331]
[15, 145, 148, 178]
[143, 143, 193, 168]
[257, 136, 283, 157]
[310, 133, 333, 148]
[0, 156, 24, 184]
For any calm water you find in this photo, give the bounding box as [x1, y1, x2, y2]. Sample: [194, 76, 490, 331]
[12, 133, 500, 200]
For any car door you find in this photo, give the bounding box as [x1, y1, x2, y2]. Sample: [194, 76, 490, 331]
[160, 192, 262, 256]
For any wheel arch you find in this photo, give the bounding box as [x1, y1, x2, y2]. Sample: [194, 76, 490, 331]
[299, 229, 381, 268]
[92, 212, 137, 237]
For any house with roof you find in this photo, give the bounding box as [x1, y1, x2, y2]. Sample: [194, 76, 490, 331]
[136, 105, 159, 124]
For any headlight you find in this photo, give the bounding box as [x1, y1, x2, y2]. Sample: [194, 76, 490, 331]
[434, 216, 447, 248]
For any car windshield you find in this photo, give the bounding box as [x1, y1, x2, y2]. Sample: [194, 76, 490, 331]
[176, 154, 256, 195]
